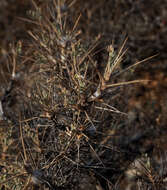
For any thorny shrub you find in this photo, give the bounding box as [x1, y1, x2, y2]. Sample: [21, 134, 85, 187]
[0, 1, 161, 190]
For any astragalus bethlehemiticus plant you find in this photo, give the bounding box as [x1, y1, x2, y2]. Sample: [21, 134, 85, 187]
[0, 0, 154, 189]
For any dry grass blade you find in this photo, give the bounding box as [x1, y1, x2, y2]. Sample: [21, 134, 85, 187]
[78, 35, 101, 66]
[113, 54, 158, 78]
[19, 120, 27, 163]
[17, 16, 40, 25]
[95, 102, 127, 115]
[87, 140, 105, 167]
[72, 13, 81, 32]
[105, 79, 149, 89]
[103, 38, 128, 82]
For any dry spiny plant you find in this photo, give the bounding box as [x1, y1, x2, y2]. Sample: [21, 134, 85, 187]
[0, 0, 156, 189]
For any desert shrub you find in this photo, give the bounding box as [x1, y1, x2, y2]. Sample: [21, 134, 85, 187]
[0, 1, 158, 190]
